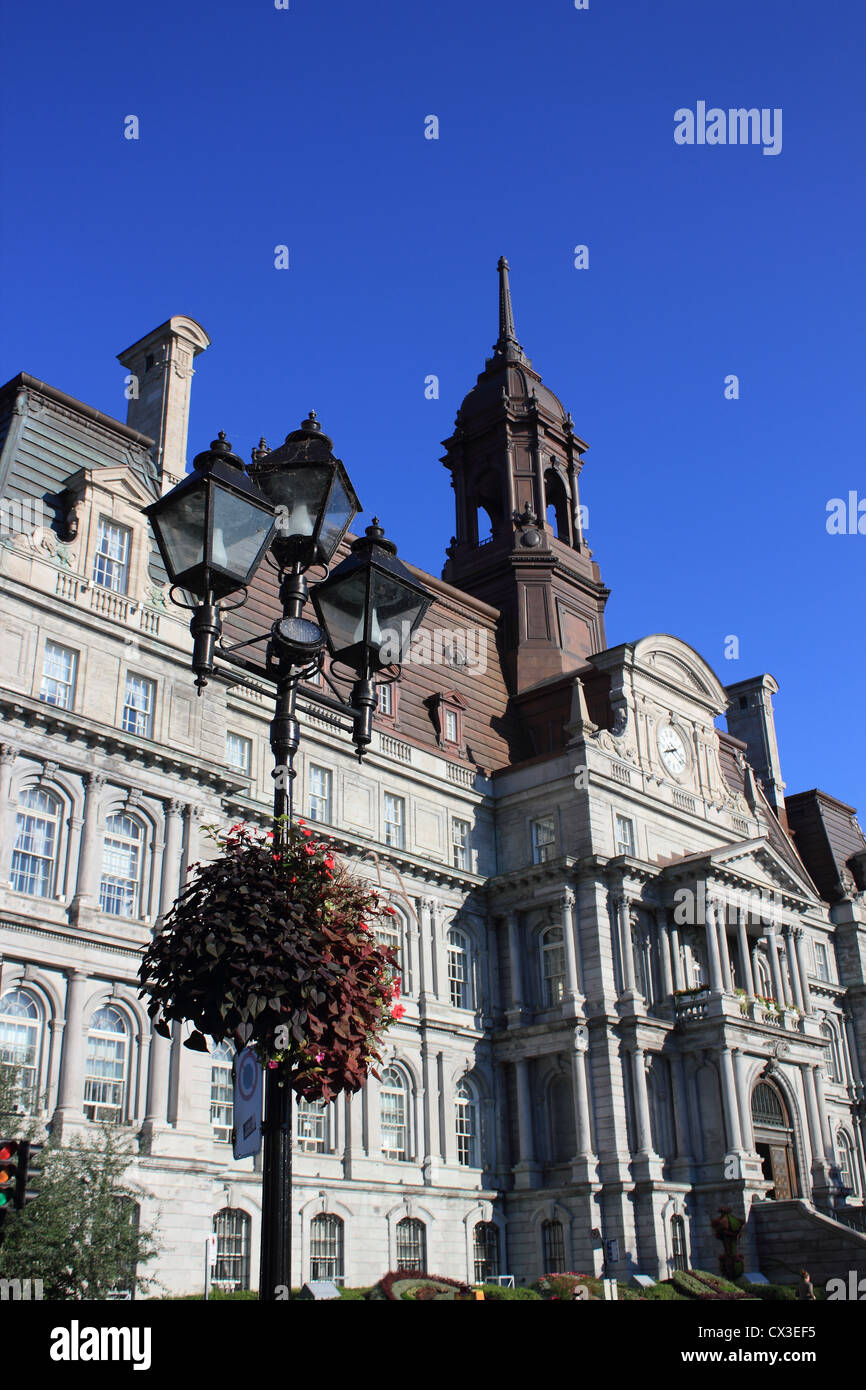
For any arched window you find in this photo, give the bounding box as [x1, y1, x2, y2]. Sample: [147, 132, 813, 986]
[836, 1130, 858, 1197]
[0, 988, 43, 1112]
[210, 1041, 234, 1143]
[821, 1023, 843, 1084]
[455, 1078, 478, 1167]
[541, 926, 566, 1006]
[395, 1217, 427, 1271]
[84, 1005, 128, 1122]
[11, 787, 61, 898]
[755, 953, 773, 1000]
[447, 928, 472, 1009]
[310, 1214, 344, 1284]
[100, 814, 144, 917]
[671, 1214, 688, 1272]
[213, 1208, 251, 1290]
[473, 1222, 500, 1283]
[297, 1096, 329, 1153]
[751, 1081, 787, 1129]
[380, 1067, 408, 1158]
[541, 1218, 565, 1273]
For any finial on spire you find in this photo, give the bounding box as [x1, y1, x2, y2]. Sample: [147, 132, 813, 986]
[495, 255, 524, 360]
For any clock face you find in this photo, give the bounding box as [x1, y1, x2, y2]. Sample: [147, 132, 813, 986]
[658, 724, 688, 776]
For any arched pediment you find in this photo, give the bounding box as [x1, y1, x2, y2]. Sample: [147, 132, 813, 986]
[631, 635, 727, 712]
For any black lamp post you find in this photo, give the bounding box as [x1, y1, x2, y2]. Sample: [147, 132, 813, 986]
[142, 415, 431, 1301]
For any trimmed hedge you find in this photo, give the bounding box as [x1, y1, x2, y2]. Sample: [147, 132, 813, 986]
[478, 1284, 541, 1300]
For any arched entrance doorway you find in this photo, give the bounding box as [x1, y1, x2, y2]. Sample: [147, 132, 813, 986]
[751, 1079, 799, 1199]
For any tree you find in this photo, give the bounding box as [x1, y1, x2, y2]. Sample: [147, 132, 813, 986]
[0, 1064, 159, 1299]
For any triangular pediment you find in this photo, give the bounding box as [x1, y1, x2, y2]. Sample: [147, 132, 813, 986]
[664, 836, 820, 906]
[67, 464, 157, 508]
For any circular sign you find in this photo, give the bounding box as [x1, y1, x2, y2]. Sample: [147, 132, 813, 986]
[236, 1048, 261, 1102]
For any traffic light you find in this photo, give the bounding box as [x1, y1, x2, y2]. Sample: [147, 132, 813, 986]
[0, 1138, 29, 1212]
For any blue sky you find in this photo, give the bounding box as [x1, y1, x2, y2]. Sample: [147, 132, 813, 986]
[2, 0, 864, 812]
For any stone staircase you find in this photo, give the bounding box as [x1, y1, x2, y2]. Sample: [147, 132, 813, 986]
[751, 1199, 866, 1285]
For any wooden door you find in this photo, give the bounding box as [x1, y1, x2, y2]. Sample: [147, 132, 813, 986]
[770, 1143, 792, 1200]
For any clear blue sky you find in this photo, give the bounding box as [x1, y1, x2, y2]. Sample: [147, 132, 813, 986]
[2, 0, 864, 812]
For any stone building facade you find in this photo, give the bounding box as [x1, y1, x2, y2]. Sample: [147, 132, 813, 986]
[1, 274, 865, 1293]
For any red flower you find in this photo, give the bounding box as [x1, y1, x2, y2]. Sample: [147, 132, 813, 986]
[391, 1002, 406, 1020]
[324, 855, 335, 869]
[273, 854, 281, 862]
[382, 905, 397, 916]
[304, 845, 316, 856]
[268, 1060, 278, 1070]
[392, 978, 401, 999]
[300, 828, 313, 837]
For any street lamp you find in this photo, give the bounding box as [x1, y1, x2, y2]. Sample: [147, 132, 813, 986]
[142, 415, 432, 1302]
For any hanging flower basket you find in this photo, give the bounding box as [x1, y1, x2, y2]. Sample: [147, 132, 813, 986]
[138, 820, 401, 1101]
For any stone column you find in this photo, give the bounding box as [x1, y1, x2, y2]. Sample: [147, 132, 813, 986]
[0, 745, 18, 844]
[53, 970, 90, 1125]
[766, 925, 784, 1005]
[719, 1048, 743, 1152]
[716, 906, 734, 993]
[560, 889, 583, 1005]
[784, 925, 805, 1011]
[704, 899, 725, 993]
[571, 1030, 593, 1159]
[506, 911, 525, 1021]
[736, 909, 755, 998]
[418, 897, 436, 1006]
[751, 944, 762, 997]
[71, 772, 106, 910]
[812, 1064, 834, 1162]
[794, 928, 812, 1014]
[613, 894, 636, 996]
[802, 1065, 825, 1167]
[668, 919, 684, 992]
[143, 799, 185, 1134]
[629, 1045, 654, 1156]
[657, 912, 674, 1000]
[733, 1048, 754, 1150]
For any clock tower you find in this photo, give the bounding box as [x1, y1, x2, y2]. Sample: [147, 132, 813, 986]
[441, 258, 609, 693]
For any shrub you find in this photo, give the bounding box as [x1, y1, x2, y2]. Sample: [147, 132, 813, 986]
[478, 1284, 541, 1300]
[534, 1272, 597, 1300]
[672, 1270, 756, 1301]
[739, 1281, 797, 1302]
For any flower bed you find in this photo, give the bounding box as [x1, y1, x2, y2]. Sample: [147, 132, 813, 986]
[367, 1271, 472, 1301]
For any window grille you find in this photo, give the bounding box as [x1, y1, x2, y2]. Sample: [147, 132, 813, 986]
[396, 1218, 426, 1272]
[751, 1082, 787, 1128]
[213, 1208, 251, 1289]
[473, 1222, 500, 1283]
[541, 1219, 565, 1273]
[671, 1215, 688, 1272]
[309, 1214, 344, 1284]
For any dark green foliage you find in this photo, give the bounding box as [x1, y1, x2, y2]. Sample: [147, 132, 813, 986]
[0, 1127, 158, 1300]
[139, 821, 399, 1102]
[478, 1284, 542, 1300]
[739, 1281, 798, 1301]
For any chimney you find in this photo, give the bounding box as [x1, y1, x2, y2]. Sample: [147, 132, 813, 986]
[724, 674, 787, 821]
[117, 316, 210, 490]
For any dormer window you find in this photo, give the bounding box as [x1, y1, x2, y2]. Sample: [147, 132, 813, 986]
[433, 690, 466, 750]
[93, 517, 131, 593]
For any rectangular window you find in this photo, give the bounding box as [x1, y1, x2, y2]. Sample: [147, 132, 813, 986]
[40, 641, 78, 709]
[226, 732, 252, 775]
[297, 1098, 328, 1153]
[309, 765, 332, 823]
[92, 517, 131, 593]
[452, 818, 470, 870]
[384, 793, 405, 849]
[122, 674, 155, 738]
[814, 942, 830, 982]
[531, 816, 555, 864]
[377, 683, 393, 716]
[615, 815, 635, 856]
[444, 708, 458, 742]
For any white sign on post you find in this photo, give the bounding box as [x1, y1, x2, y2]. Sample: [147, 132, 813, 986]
[207, 1234, 218, 1269]
[233, 1046, 263, 1160]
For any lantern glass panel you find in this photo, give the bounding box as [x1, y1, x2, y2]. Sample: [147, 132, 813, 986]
[271, 465, 331, 541]
[210, 485, 274, 582]
[315, 570, 369, 656]
[318, 471, 355, 562]
[369, 569, 428, 662]
[153, 486, 206, 580]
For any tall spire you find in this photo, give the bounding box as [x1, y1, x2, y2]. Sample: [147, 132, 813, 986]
[494, 255, 524, 360]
